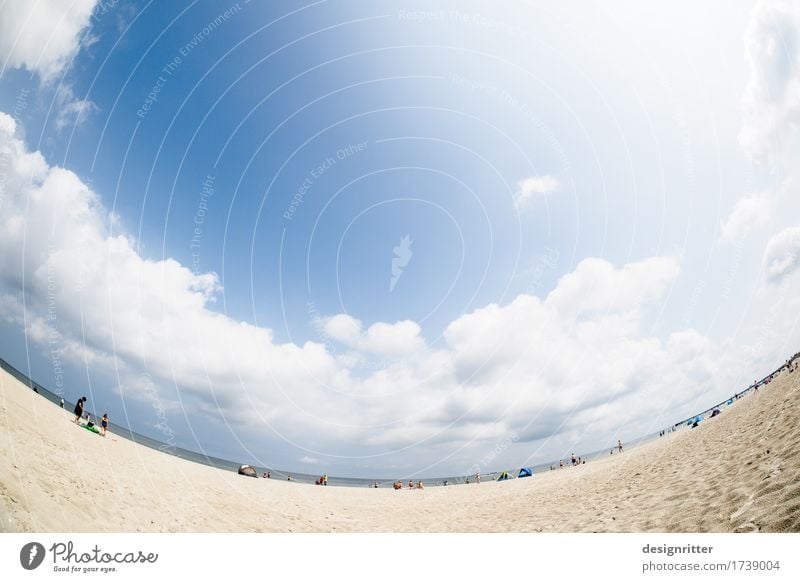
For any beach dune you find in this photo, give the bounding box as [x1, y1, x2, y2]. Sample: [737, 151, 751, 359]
[1, 364, 798, 532]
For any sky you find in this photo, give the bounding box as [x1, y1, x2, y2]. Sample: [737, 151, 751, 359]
[1, 0, 799, 478]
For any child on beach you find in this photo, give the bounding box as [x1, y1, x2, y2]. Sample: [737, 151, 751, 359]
[101, 414, 109, 436]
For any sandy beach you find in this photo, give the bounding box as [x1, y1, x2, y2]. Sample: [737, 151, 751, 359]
[1, 364, 798, 533]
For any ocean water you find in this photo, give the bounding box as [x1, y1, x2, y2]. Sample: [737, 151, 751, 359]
[1, 355, 784, 488]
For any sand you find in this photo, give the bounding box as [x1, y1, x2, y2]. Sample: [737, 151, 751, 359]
[1, 364, 799, 533]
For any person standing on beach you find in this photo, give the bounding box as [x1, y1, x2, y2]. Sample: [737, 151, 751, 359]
[100, 413, 109, 436]
[617, 440, 624, 453]
[322, 474, 328, 486]
[60, 398, 64, 409]
[73, 397, 86, 423]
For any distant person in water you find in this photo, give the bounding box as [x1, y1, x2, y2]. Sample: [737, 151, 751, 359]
[287, 475, 292, 481]
[617, 440, 624, 453]
[100, 413, 109, 436]
[73, 397, 86, 423]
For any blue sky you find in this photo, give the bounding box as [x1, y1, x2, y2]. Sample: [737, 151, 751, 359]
[1, 0, 799, 478]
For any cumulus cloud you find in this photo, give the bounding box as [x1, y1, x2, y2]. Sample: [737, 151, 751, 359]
[323, 315, 425, 356]
[0, 0, 99, 81]
[719, 191, 774, 244]
[739, 0, 800, 160]
[513, 175, 560, 209]
[764, 226, 800, 283]
[0, 111, 757, 471]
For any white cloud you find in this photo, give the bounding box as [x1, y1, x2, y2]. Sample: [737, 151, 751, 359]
[0, 0, 99, 81]
[323, 315, 425, 356]
[739, 0, 800, 160]
[764, 226, 800, 283]
[719, 191, 774, 244]
[513, 175, 560, 209]
[54, 85, 98, 131]
[299, 456, 320, 465]
[544, 256, 680, 320]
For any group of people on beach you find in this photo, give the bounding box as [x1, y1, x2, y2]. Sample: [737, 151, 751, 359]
[72, 396, 109, 436]
[392, 480, 425, 489]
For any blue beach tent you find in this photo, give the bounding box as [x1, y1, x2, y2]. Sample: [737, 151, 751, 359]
[518, 468, 533, 478]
